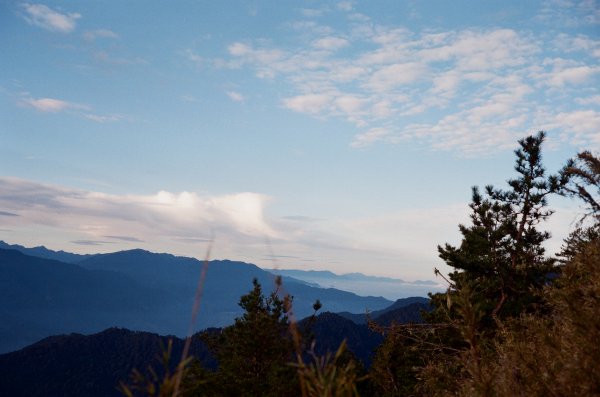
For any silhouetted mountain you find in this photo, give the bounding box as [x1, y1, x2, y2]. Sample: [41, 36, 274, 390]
[0, 247, 391, 353]
[337, 296, 430, 324]
[0, 328, 214, 397]
[0, 240, 93, 263]
[301, 312, 383, 367]
[0, 314, 384, 396]
[371, 302, 430, 326]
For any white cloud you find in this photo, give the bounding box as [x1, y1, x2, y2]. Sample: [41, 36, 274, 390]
[21, 3, 80, 33]
[92, 51, 146, 66]
[555, 33, 600, 58]
[351, 127, 391, 148]
[546, 65, 600, 86]
[364, 62, 425, 92]
[0, 177, 581, 281]
[537, 0, 600, 26]
[20, 95, 123, 123]
[217, 23, 597, 155]
[83, 29, 118, 41]
[283, 93, 332, 115]
[300, 8, 326, 18]
[0, 178, 277, 242]
[541, 109, 600, 148]
[337, 1, 354, 12]
[228, 42, 284, 64]
[83, 113, 123, 123]
[0, 177, 455, 280]
[184, 49, 203, 66]
[334, 95, 366, 114]
[312, 36, 349, 50]
[226, 91, 245, 102]
[21, 97, 87, 112]
[576, 95, 600, 106]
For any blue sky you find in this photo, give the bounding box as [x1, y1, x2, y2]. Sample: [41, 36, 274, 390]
[0, 1, 598, 281]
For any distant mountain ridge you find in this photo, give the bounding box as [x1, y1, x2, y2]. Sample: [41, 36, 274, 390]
[0, 240, 94, 263]
[337, 297, 430, 325]
[267, 268, 443, 300]
[0, 243, 398, 353]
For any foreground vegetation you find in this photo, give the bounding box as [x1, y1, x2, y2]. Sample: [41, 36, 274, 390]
[121, 132, 600, 396]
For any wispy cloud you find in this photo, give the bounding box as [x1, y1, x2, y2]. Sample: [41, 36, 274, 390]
[216, 16, 600, 154]
[20, 96, 88, 112]
[537, 0, 600, 26]
[19, 94, 125, 123]
[0, 211, 19, 217]
[351, 127, 391, 148]
[83, 29, 118, 41]
[20, 3, 80, 33]
[226, 91, 245, 102]
[312, 36, 349, 51]
[71, 239, 113, 246]
[104, 235, 144, 242]
[83, 113, 123, 123]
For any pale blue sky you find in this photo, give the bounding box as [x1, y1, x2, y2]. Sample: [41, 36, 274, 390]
[1, 1, 598, 281]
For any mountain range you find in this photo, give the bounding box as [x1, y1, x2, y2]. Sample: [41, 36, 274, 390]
[268, 268, 443, 300]
[0, 240, 432, 395]
[0, 241, 402, 353]
[0, 304, 431, 397]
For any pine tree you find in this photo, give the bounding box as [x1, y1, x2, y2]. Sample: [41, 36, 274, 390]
[559, 150, 600, 221]
[414, 132, 560, 395]
[204, 278, 299, 396]
[435, 131, 558, 323]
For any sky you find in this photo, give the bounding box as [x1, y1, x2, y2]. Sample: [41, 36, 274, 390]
[0, 0, 599, 282]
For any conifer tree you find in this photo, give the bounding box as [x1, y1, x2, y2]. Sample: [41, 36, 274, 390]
[204, 278, 298, 396]
[399, 132, 561, 396]
[435, 131, 558, 323]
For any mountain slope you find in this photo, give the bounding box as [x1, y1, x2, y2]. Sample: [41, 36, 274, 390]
[77, 249, 392, 325]
[0, 248, 175, 353]
[0, 312, 384, 397]
[0, 247, 391, 353]
[337, 296, 430, 324]
[301, 312, 383, 367]
[0, 328, 214, 397]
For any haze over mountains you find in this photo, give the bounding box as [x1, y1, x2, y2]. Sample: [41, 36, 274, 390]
[269, 268, 443, 300]
[0, 241, 437, 354]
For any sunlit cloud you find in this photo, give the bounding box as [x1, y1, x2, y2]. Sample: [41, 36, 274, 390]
[0, 177, 278, 245]
[20, 3, 80, 33]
